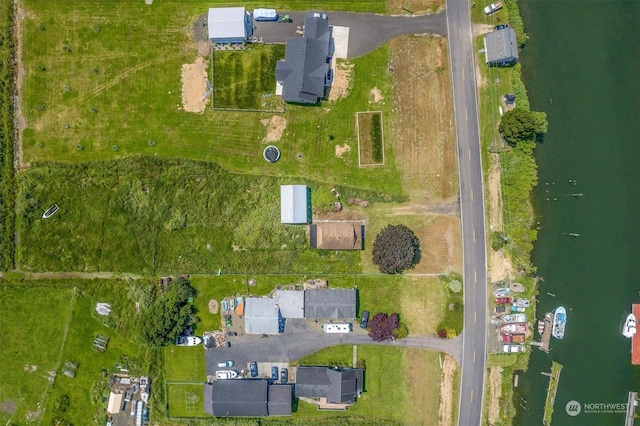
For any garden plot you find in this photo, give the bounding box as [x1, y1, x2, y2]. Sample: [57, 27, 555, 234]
[356, 111, 385, 166]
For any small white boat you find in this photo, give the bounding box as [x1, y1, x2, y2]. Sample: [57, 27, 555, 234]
[42, 204, 59, 219]
[515, 299, 530, 308]
[176, 336, 203, 346]
[215, 370, 238, 380]
[623, 314, 637, 338]
[503, 313, 527, 323]
[552, 306, 567, 339]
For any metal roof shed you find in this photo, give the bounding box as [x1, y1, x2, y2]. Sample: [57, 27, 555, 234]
[484, 27, 519, 65]
[274, 290, 305, 318]
[244, 298, 281, 334]
[208, 7, 251, 43]
[280, 185, 310, 224]
[304, 289, 357, 319]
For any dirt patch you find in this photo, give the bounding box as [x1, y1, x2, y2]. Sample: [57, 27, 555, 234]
[389, 35, 457, 201]
[438, 354, 458, 426]
[386, 0, 444, 14]
[23, 364, 37, 372]
[473, 23, 496, 38]
[328, 62, 354, 101]
[197, 40, 211, 56]
[488, 367, 503, 425]
[487, 155, 516, 282]
[369, 87, 383, 103]
[208, 299, 218, 314]
[181, 56, 208, 113]
[0, 400, 17, 415]
[261, 116, 287, 143]
[335, 144, 351, 158]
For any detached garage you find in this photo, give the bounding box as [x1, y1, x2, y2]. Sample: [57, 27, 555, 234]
[280, 185, 310, 224]
[208, 7, 253, 43]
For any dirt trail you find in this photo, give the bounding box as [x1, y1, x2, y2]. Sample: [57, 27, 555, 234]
[488, 367, 503, 425]
[438, 355, 458, 426]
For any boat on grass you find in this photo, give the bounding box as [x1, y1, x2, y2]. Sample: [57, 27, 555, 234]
[552, 306, 567, 339]
[501, 323, 528, 334]
[176, 336, 203, 346]
[503, 313, 526, 323]
[623, 313, 637, 338]
[42, 204, 59, 219]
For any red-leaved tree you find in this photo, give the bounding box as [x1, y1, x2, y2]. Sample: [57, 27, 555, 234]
[368, 313, 400, 342]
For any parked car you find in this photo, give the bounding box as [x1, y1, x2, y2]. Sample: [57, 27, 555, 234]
[495, 297, 512, 305]
[313, 12, 327, 19]
[360, 311, 370, 329]
[281, 368, 288, 383]
[250, 362, 258, 378]
[502, 344, 525, 353]
[271, 366, 278, 381]
[226, 331, 238, 336]
[217, 360, 234, 368]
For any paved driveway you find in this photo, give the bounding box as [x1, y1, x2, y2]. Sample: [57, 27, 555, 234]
[253, 11, 447, 58]
[205, 319, 461, 377]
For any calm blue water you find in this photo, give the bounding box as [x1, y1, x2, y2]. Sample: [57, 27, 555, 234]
[515, 1, 640, 425]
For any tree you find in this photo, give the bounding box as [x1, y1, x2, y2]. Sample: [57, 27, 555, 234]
[138, 277, 198, 347]
[499, 107, 547, 144]
[368, 313, 400, 342]
[372, 224, 421, 274]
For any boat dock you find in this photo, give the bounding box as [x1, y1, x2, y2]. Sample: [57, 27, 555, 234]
[632, 304, 640, 365]
[531, 312, 553, 352]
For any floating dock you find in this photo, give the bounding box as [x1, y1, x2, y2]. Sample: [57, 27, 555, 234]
[632, 304, 640, 365]
[531, 312, 553, 352]
[625, 391, 637, 426]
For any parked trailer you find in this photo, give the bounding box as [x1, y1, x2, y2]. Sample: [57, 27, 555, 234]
[253, 8, 278, 21]
[323, 323, 352, 333]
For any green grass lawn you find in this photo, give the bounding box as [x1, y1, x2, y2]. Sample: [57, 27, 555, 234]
[16, 157, 379, 274]
[166, 383, 206, 418]
[0, 285, 75, 425]
[164, 346, 206, 382]
[294, 345, 442, 424]
[212, 45, 285, 110]
[20, 0, 402, 195]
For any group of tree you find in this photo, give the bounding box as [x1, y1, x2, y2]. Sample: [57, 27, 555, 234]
[499, 107, 548, 145]
[367, 313, 408, 342]
[372, 224, 421, 274]
[138, 276, 198, 347]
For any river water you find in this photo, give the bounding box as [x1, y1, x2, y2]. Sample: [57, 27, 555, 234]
[514, 1, 640, 425]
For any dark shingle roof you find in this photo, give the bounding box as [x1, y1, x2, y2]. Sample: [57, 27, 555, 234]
[304, 289, 356, 319]
[276, 14, 331, 104]
[267, 385, 293, 416]
[210, 380, 269, 417]
[294, 367, 363, 404]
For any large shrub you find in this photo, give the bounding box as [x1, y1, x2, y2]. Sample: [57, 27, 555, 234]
[372, 224, 421, 274]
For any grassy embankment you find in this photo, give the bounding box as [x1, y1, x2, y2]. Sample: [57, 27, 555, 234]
[0, 0, 15, 270]
[473, 0, 542, 424]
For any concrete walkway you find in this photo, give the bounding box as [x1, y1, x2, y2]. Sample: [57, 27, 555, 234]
[253, 11, 447, 58]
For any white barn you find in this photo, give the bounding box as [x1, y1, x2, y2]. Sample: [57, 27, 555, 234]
[280, 185, 310, 224]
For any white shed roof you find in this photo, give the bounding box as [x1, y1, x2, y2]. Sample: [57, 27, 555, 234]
[208, 7, 247, 40]
[280, 185, 309, 224]
[244, 297, 281, 334]
[107, 392, 123, 414]
[275, 290, 305, 318]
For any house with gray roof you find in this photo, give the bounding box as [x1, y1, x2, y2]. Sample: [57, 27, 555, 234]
[207, 7, 252, 44]
[484, 26, 519, 65]
[204, 380, 292, 417]
[244, 298, 281, 334]
[280, 185, 310, 224]
[295, 366, 364, 405]
[304, 289, 356, 319]
[275, 14, 333, 104]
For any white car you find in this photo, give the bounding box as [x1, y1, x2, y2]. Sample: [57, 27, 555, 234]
[503, 344, 525, 353]
[313, 12, 327, 19]
[217, 360, 234, 368]
[215, 370, 238, 380]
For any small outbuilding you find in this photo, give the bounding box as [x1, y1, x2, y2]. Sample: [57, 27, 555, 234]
[280, 185, 311, 224]
[244, 297, 281, 334]
[107, 391, 123, 414]
[207, 7, 253, 44]
[310, 222, 364, 250]
[484, 26, 519, 65]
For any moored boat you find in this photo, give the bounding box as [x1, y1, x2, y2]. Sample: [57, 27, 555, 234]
[552, 306, 567, 339]
[623, 313, 637, 338]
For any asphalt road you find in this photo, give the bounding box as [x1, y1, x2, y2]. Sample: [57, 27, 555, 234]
[445, 1, 489, 426]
